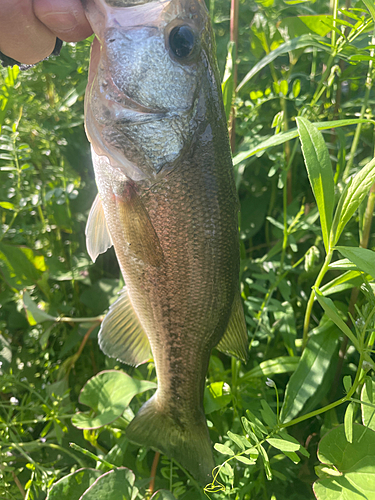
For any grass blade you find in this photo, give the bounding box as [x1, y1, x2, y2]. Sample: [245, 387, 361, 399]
[233, 119, 373, 166]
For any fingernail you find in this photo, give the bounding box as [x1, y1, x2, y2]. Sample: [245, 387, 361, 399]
[41, 12, 79, 33]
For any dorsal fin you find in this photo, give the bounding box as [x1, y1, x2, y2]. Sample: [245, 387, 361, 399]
[98, 288, 152, 367]
[85, 194, 113, 262]
[215, 291, 248, 363]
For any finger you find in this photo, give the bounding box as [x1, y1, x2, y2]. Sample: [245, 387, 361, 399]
[34, 0, 93, 43]
[0, 0, 56, 65]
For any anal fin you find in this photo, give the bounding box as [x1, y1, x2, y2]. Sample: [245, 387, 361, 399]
[98, 288, 152, 367]
[85, 194, 113, 262]
[215, 291, 248, 363]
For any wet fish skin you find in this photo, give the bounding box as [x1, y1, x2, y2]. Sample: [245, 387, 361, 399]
[83, 0, 248, 484]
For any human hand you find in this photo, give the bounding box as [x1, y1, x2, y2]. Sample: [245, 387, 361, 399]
[0, 0, 93, 65]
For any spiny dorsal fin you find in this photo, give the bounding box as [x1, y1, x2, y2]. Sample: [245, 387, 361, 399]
[98, 288, 152, 367]
[85, 194, 113, 262]
[216, 291, 248, 363]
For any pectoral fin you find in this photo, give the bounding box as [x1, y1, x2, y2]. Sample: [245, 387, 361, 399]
[216, 291, 248, 363]
[85, 194, 113, 262]
[115, 183, 164, 267]
[98, 288, 152, 366]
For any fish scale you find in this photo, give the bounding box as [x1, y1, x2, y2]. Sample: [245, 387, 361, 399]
[83, 0, 248, 483]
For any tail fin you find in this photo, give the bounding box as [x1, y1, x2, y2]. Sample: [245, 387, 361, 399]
[126, 394, 215, 484]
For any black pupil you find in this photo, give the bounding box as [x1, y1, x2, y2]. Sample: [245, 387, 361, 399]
[169, 26, 195, 58]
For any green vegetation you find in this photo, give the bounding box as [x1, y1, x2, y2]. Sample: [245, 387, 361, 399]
[1, 0, 375, 498]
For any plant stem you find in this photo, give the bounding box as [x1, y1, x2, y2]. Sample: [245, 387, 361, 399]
[280, 140, 298, 272]
[57, 315, 103, 323]
[302, 248, 334, 349]
[11, 470, 26, 499]
[330, 0, 339, 50]
[149, 452, 160, 495]
[310, 54, 335, 108]
[65, 322, 100, 376]
[69, 442, 115, 469]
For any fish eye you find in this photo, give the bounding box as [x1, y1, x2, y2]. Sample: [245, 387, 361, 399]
[169, 25, 196, 59]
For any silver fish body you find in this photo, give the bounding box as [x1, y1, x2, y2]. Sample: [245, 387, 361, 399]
[83, 0, 248, 483]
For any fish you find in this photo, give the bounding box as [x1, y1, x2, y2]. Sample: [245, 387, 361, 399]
[82, 0, 248, 484]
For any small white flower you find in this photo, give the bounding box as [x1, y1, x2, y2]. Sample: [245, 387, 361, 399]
[266, 378, 276, 388]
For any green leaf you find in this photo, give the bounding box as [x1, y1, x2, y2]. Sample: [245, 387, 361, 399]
[280, 80, 288, 96]
[314, 290, 375, 369]
[313, 424, 375, 499]
[363, 0, 375, 22]
[331, 157, 375, 247]
[320, 270, 363, 296]
[227, 431, 245, 451]
[243, 447, 259, 460]
[280, 322, 340, 423]
[72, 371, 156, 429]
[221, 41, 235, 122]
[274, 303, 297, 356]
[279, 15, 333, 38]
[343, 375, 352, 394]
[103, 436, 129, 469]
[245, 410, 268, 435]
[219, 462, 234, 478]
[0, 243, 43, 287]
[293, 79, 301, 97]
[344, 403, 354, 444]
[204, 381, 231, 414]
[260, 400, 277, 428]
[296, 117, 334, 253]
[0, 334, 12, 367]
[237, 34, 329, 91]
[214, 443, 234, 456]
[259, 444, 272, 480]
[239, 356, 299, 383]
[23, 291, 56, 324]
[0, 202, 14, 210]
[361, 380, 375, 432]
[266, 437, 300, 453]
[80, 468, 136, 500]
[233, 119, 373, 166]
[234, 455, 256, 465]
[328, 259, 359, 271]
[282, 451, 300, 464]
[335, 246, 375, 280]
[46, 469, 102, 500]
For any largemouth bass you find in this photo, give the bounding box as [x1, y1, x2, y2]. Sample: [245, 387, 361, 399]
[83, 0, 248, 483]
